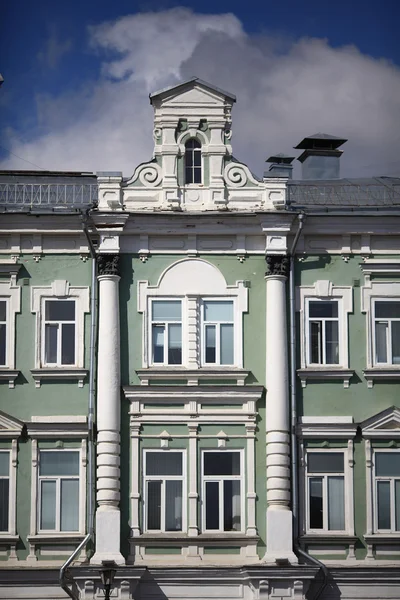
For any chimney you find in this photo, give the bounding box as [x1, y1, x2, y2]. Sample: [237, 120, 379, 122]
[294, 133, 347, 180]
[264, 153, 295, 179]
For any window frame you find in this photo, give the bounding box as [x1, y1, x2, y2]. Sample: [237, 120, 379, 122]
[373, 449, 400, 533]
[42, 298, 77, 367]
[149, 298, 183, 366]
[142, 449, 186, 533]
[305, 449, 347, 534]
[201, 449, 244, 533]
[306, 298, 340, 366]
[37, 449, 81, 534]
[0, 450, 11, 534]
[184, 138, 202, 186]
[201, 298, 235, 366]
[0, 280, 21, 372]
[372, 299, 400, 367]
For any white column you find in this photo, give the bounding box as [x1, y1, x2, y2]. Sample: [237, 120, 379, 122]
[92, 261, 124, 565]
[264, 258, 297, 564]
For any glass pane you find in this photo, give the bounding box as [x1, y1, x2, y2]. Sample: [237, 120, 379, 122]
[395, 480, 400, 531]
[146, 452, 182, 476]
[45, 300, 75, 321]
[0, 301, 6, 321]
[328, 476, 345, 530]
[310, 321, 321, 364]
[309, 478, 323, 529]
[185, 150, 193, 167]
[165, 480, 182, 531]
[377, 481, 391, 529]
[152, 325, 164, 363]
[204, 301, 233, 322]
[375, 301, 400, 319]
[205, 325, 216, 363]
[61, 479, 79, 531]
[308, 453, 344, 473]
[193, 150, 201, 167]
[375, 453, 400, 477]
[0, 479, 9, 532]
[40, 480, 56, 530]
[61, 323, 75, 365]
[0, 324, 6, 365]
[325, 321, 339, 364]
[193, 168, 201, 184]
[0, 453, 9, 477]
[309, 301, 338, 318]
[147, 481, 161, 530]
[220, 324, 234, 365]
[204, 452, 240, 476]
[152, 300, 181, 321]
[224, 480, 241, 531]
[375, 321, 388, 363]
[205, 481, 219, 530]
[185, 167, 193, 184]
[392, 322, 400, 364]
[45, 324, 58, 364]
[168, 324, 182, 365]
[40, 451, 79, 476]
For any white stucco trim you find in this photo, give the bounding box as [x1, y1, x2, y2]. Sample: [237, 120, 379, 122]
[0, 279, 21, 372]
[31, 280, 89, 370]
[138, 259, 248, 369]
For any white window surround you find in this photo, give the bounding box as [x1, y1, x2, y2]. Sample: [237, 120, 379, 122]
[0, 279, 21, 389]
[26, 417, 88, 562]
[296, 280, 353, 388]
[0, 410, 23, 563]
[138, 259, 248, 370]
[201, 449, 245, 534]
[371, 449, 400, 534]
[361, 407, 400, 557]
[31, 280, 89, 387]
[361, 281, 400, 387]
[143, 449, 186, 533]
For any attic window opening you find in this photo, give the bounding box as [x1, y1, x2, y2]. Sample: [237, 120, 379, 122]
[185, 139, 202, 184]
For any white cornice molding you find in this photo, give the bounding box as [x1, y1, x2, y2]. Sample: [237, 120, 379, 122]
[27, 416, 88, 438]
[0, 410, 24, 438]
[360, 406, 400, 438]
[136, 368, 250, 386]
[297, 416, 356, 438]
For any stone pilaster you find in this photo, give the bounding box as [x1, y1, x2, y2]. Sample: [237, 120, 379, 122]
[264, 255, 296, 564]
[92, 253, 124, 565]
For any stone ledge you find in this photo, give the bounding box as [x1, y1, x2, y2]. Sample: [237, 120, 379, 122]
[30, 368, 88, 388]
[297, 368, 354, 388]
[363, 368, 400, 388]
[136, 368, 250, 386]
[0, 370, 20, 389]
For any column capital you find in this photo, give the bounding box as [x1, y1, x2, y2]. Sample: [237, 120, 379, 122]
[265, 255, 289, 279]
[98, 254, 120, 277]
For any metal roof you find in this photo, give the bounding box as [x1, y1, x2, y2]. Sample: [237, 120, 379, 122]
[288, 177, 400, 209]
[294, 133, 347, 150]
[149, 77, 236, 102]
[0, 171, 98, 213]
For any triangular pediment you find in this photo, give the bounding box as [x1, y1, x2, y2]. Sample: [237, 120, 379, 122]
[0, 410, 24, 437]
[361, 406, 400, 438]
[150, 77, 236, 105]
[166, 86, 223, 107]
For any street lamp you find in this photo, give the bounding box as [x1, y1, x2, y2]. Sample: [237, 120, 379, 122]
[100, 561, 117, 600]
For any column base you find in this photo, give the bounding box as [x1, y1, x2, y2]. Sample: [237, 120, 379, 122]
[91, 508, 125, 566]
[263, 508, 298, 565]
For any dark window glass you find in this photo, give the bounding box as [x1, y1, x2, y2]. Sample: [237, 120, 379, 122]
[308, 453, 344, 473]
[0, 479, 9, 531]
[204, 452, 240, 476]
[146, 452, 182, 476]
[147, 481, 161, 530]
[45, 300, 75, 321]
[223, 480, 241, 531]
[376, 453, 400, 477]
[205, 481, 219, 530]
[185, 139, 202, 184]
[0, 301, 6, 321]
[0, 324, 6, 365]
[61, 323, 75, 364]
[377, 481, 391, 529]
[375, 301, 400, 319]
[309, 477, 323, 529]
[309, 301, 338, 318]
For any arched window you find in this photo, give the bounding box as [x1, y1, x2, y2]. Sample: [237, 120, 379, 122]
[184, 139, 202, 184]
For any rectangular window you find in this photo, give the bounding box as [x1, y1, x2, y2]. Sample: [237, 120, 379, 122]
[0, 300, 6, 366]
[307, 452, 345, 531]
[144, 451, 184, 532]
[373, 301, 400, 366]
[43, 300, 76, 366]
[374, 451, 400, 531]
[0, 452, 10, 532]
[203, 301, 234, 365]
[202, 451, 242, 532]
[151, 300, 182, 365]
[308, 301, 339, 365]
[38, 451, 80, 532]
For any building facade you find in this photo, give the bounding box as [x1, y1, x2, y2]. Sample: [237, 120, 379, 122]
[0, 78, 399, 599]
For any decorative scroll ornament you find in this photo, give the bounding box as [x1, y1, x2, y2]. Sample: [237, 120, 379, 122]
[98, 254, 120, 277]
[224, 126, 232, 140]
[224, 162, 248, 188]
[131, 162, 163, 188]
[265, 255, 289, 278]
[153, 127, 162, 141]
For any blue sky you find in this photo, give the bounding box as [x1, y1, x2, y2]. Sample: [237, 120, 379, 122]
[1, 0, 399, 177]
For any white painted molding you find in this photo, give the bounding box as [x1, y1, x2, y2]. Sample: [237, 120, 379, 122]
[360, 406, 400, 438]
[30, 368, 88, 388]
[297, 417, 357, 439]
[136, 368, 249, 386]
[0, 410, 24, 438]
[0, 279, 21, 371]
[297, 368, 354, 388]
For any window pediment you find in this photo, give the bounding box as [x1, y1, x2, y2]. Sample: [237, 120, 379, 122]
[0, 410, 23, 438]
[360, 406, 400, 438]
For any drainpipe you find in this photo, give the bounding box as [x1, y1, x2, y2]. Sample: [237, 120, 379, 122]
[288, 213, 329, 599]
[60, 214, 97, 599]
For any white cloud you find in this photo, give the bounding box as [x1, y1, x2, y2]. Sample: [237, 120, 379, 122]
[37, 25, 73, 70]
[2, 8, 400, 178]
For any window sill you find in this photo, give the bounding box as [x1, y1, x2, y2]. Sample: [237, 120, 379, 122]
[364, 533, 400, 545]
[0, 369, 20, 389]
[136, 367, 250, 386]
[363, 368, 400, 388]
[27, 533, 86, 544]
[301, 533, 357, 544]
[30, 368, 88, 388]
[297, 368, 354, 388]
[0, 534, 19, 543]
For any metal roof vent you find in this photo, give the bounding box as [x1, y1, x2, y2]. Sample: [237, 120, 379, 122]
[294, 133, 347, 180]
[264, 153, 295, 179]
